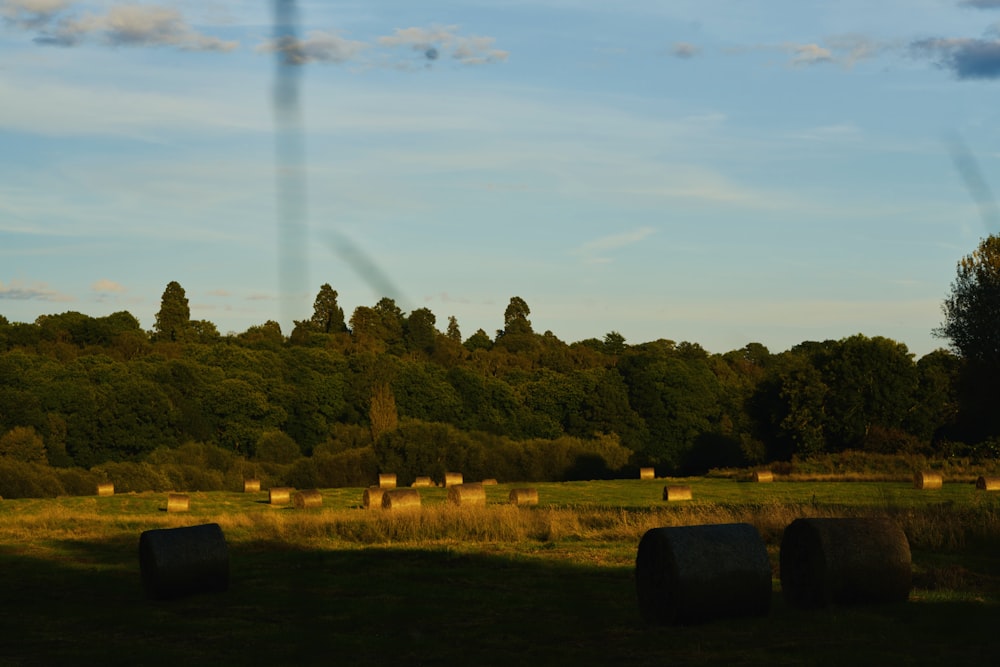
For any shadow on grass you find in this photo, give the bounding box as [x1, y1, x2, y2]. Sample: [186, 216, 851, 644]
[1, 537, 999, 666]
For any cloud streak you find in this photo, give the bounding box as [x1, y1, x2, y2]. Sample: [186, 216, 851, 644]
[0, 280, 73, 302]
[573, 226, 655, 264]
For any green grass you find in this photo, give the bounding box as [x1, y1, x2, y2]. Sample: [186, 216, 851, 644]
[1, 478, 999, 665]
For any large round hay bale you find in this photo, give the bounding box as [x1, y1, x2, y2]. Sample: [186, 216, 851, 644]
[635, 523, 771, 625]
[448, 482, 486, 506]
[363, 486, 385, 509]
[482, 478, 498, 486]
[975, 476, 1000, 491]
[913, 471, 943, 490]
[663, 485, 693, 501]
[780, 517, 911, 609]
[268, 487, 293, 505]
[640, 467, 655, 480]
[243, 478, 261, 493]
[411, 476, 433, 488]
[166, 493, 190, 513]
[509, 488, 539, 506]
[293, 489, 323, 509]
[444, 472, 463, 487]
[139, 523, 229, 600]
[96, 482, 114, 497]
[378, 473, 397, 489]
[752, 470, 774, 483]
[382, 488, 421, 511]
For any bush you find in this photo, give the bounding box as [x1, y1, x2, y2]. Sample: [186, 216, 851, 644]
[255, 431, 301, 464]
[54, 468, 103, 496]
[91, 461, 170, 493]
[0, 459, 65, 498]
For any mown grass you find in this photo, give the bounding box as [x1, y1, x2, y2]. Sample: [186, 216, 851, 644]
[1, 478, 999, 665]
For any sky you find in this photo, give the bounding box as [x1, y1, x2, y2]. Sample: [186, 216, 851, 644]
[2, 0, 1000, 358]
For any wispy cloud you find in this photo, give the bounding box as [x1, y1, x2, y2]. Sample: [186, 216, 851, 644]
[91, 278, 125, 294]
[671, 41, 699, 59]
[255, 30, 367, 64]
[735, 35, 887, 68]
[959, 0, 1000, 9]
[0, 280, 74, 302]
[377, 25, 508, 67]
[572, 226, 655, 264]
[911, 36, 1000, 79]
[0, 0, 71, 28]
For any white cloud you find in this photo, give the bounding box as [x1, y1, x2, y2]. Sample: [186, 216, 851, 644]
[573, 227, 655, 263]
[255, 30, 367, 64]
[92, 278, 126, 293]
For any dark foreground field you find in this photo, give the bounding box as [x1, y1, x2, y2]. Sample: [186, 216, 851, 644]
[1, 479, 999, 666]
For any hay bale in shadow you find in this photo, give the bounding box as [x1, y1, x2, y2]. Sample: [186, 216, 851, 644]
[268, 487, 293, 505]
[243, 478, 261, 493]
[780, 517, 911, 609]
[97, 482, 114, 497]
[482, 478, 498, 485]
[411, 476, 432, 488]
[635, 523, 771, 625]
[139, 523, 229, 600]
[976, 476, 1000, 491]
[663, 486, 693, 501]
[166, 493, 189, 513]
[382, 488, 421, 510]
[640, 467, 655, 480]
[293, 489, 323, 509]
[362, 487, 384, 509]
[913, 471, 942, 490]
[444, 472, 463, 487]
[378, 473, 397, 489]
[509, 488, 539, 506]
[752, 470, 774, 483]
[448, 482, 486, 506]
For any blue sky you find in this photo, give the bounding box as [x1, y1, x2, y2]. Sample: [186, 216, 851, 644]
[3, 0, 1000, 357]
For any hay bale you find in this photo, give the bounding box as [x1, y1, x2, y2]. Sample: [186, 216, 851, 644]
[780, 517, 911, 609]
[96, 482, 114, 497]
[378, 473, 397, 489]
[139, 523, 229, 600]
[444, 472, 463, 487]
[640, 467, 655, 480]
[913, 471, 943, 490]
[663, 485, 693, 501]
[268, 487, 293, 505]
[752, 470, 774, 483]
[976, 476, 1000, 491]
[635, 523, 771, 625]
[509, 488, 539, 506]
[382, 488, 421, 511]
[362, 486, 385, 509]
[243, 478, 261, 493]
[482, 478, 498, 486]
[448, 482, 486, 506]
[166, 493, 190, 513]
[411, 476, 433, 488]
[293, 489, 323, 509]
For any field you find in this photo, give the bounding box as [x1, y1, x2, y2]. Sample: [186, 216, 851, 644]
[1, 477, 999, 666]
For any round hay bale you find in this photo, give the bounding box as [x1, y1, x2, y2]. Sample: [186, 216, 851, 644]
[243, 478, 261, 493]
[913, 471, 943, 490]
[975, 476, 1000, 491]
[780, 517, 912, 609]
[663, 485, 693, 501]
[640, 467, 655, 480]
[139, 523, 229, 600]
[444, 472, 463, 487]
[293, 489, 323, 509]
[509, 488, 539, 506]
[382, 488, 421, 511]
[362, 486, 385, 509]
[96, 482, 115, 497]
[378, 473, 397, 489]
[411, 476, 433, 488]
[166, 493, 190, 513]
[752, 470, 774, 483]
[635, 523, 771, 625]
[482, 478, 498, 486]
[447, 482, 486, 506]
[268, 487, 293, 505]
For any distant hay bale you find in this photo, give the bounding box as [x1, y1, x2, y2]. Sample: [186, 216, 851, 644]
[635, 523, 771, 625]
[780, 517, 912, 609]
[663, 486, 693, 501]
[166, 493, 190, 513]
[293, 489, 323, 509]
[976, 476, 1000, 491]
[444, 472, 463, 487]
[482, 478, 498, 486]
[363, 487, 385, 509]
[640, 467, 655, 480]
[139, 523, 229, 600]
[448, 482, 486, 506]
[509, 488, 539, 506]
[913, 471, 943, 490]
[411, 477, 433, 488]
[243, 478, 261, 493]
[382, 488, 421, 511]
[752, 470, 774, 483]
[96, 482, 114, 497]
[378, 473, 397, 489]
[268, 487, 293, 505]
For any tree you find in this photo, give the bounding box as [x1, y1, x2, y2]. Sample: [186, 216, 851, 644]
[0, 425, 47, 463]
[405, 307, 438, 355]
[152, 281, 191, 342]
[936, 235, 1000, 368]
[310, 283, 347, 333]
[502, 296, 532, 336]
[446, 316, 462, 343]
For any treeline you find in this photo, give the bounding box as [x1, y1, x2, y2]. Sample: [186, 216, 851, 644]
[0, 282, 996, 497]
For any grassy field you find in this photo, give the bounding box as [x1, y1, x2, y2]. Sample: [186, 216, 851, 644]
[1, 477, 999, 666]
